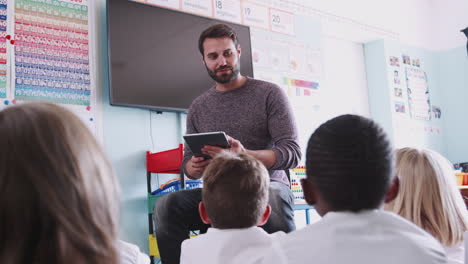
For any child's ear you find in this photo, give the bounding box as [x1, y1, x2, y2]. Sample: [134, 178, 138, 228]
[198, 201, 211, 224]
[301, 178, 317, 205]
[257, 205, 271, 226]
[385, 177, 400, 203]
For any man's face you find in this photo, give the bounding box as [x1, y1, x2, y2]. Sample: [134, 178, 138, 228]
[202, 37, 241, 84]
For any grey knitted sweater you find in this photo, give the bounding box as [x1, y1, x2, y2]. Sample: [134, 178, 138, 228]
[182, 78, 301, 186]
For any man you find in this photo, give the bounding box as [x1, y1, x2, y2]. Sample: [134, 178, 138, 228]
[153, 24, 301, 264]
[261, 115, 447, 264]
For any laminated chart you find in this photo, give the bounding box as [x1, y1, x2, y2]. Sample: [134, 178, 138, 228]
[406, 68, 430, 121]
[14, 0, 91, 105]
[0, 0, 7, 98]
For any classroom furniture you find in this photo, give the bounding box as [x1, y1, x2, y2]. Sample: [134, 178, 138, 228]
[146, 145, 184, 264]
[294, 203, 314, 225]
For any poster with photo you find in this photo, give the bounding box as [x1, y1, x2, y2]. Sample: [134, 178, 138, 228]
[402, 54, 411, 65]
[389, 56, 400, 67]
[394, 87, 402, 98]
[393, 70, 400, 85]
[432, 105, 441, 119]
[394, 101, 405, 113]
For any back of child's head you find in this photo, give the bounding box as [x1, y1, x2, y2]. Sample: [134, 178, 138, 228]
[0, 102, 119, 264]
[306, 114, 393, 212]
[386, 147, 468, 246]
[202, 152, 269, 229]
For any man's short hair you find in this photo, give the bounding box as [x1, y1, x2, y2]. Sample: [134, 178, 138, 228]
[198, 24, 239, 55]
[306, 114, 393, 212]
[202, 152, 269, 229]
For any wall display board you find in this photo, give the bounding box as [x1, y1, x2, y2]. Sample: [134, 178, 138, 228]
[0, 0, 97, 135]
[366, 40, 445, 154]
[389, 49, 442, 150]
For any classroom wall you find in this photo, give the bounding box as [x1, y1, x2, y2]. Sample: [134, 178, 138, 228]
[436, 46, 468, 163]
[309, 0, 468, 50]
[432, 0, 468, 50]
[363, 41, 395, 141]
[305, 0, 435, 47]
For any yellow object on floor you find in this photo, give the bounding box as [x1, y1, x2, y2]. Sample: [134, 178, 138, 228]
[148, 233, 198, 259]
[148, 234, 160, 258]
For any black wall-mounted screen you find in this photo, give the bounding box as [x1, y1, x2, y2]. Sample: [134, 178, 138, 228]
[107, 0, 254, 112]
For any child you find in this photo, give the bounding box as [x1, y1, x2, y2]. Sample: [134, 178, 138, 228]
[386, 148, 468, 264]
[180, 152, 283, 264]
[0, 102, 149, 264]
[262, 115, 446, 264]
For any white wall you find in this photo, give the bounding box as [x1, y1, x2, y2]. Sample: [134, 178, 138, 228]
[299, 0, 466, 50]
[432, 0, 468, 50]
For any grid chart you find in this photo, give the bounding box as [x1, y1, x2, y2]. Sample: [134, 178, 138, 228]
[0, 0, 7, 98]
[14, 0, 91, 105]
[289, 166, 306, 201]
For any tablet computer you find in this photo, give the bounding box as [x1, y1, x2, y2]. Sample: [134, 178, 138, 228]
[183, 131, 231, 159]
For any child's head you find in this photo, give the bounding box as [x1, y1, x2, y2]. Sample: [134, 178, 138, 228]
[0, 102, 119, 264]
[200, 152, 270, 229]
[303, 114, 395, 216]
[385, 148, 468, 246]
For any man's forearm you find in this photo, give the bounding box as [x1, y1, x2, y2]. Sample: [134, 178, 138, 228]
[245, 149, 276, 169]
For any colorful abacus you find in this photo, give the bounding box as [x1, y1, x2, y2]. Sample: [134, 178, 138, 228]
[289, 166, 306, 202]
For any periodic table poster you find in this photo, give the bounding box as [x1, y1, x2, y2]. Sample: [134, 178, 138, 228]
[0, 0, 97, 135]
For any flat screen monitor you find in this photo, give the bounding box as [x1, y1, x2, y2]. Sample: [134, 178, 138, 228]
[107, 0, 254, 112]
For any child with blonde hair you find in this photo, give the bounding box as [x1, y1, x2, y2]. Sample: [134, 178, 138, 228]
[386, 147, 468, 264]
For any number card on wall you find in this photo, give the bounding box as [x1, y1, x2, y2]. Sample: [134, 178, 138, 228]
[270, 8, 294, 35]
[241, 1, 269, 29]
[214, 0, 241, 23]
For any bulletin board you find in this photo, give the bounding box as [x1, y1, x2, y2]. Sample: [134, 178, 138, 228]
[0, 0, 98, 135]
[384, 41, 445, 153]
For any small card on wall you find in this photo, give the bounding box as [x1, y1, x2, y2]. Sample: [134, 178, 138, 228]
[182, 0, 212, 17]
[213, 0, 242, 24]
[270, 8, 294, 35]
[146, 0, 180, 9]
[241, 1, 269, 29]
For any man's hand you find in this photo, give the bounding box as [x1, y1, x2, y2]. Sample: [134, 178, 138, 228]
[185, 156, 211, 179]
[201, 135, 276, 169]
[201, 135, 246, 158]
